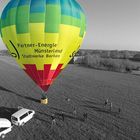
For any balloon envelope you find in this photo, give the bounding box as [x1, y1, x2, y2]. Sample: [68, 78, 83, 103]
[0, 0, 86, 92]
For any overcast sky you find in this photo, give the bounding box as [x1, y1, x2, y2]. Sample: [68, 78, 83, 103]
[0, 0, 140, 51]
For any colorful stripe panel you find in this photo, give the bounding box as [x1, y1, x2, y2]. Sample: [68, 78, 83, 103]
[1, 0, 86, 36]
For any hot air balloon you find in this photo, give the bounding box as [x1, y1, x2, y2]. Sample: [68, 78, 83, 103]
[0, 0, 86, 104]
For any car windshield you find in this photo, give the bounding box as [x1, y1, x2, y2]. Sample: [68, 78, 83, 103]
[0, 127, 8, 132]
[11, 116, 18, 121]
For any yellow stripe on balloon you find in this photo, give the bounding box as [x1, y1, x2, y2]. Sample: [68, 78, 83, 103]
[30, 23, 45, 43]
[1, 23, 82, 70]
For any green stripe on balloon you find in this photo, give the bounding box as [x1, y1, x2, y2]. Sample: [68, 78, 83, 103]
[30, 13, 45, 23]
[45, 5, 60, 33]
[61, 15, 81, 27]
[79, 13, 86, 37]
[16, 6, 29, 33]
[1, 13, 83, 34]
[7, 8, 16, 26]
[0, 18, 1, 37]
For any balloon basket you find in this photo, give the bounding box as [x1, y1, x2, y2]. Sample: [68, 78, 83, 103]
[41, 98, 48, 105]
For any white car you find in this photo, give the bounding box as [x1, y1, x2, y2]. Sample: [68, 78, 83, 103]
[11, 108, 35, 126]
[0, 118, 13, 139]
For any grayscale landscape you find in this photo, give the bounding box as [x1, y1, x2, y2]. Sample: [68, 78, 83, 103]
[0, 0, 140, 140]
[0, 55, 140, 140]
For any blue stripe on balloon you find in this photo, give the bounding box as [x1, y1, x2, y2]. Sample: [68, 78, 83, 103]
[30, 0, 45, 13]
[60, 0, 80, 19]
[46, 0, 60, 4]
[1, 0, 83, 20]
[1, 0, 14, 19]
[18, 0, 30, 6]
[73, 0, 84, 13]
[10, 0, 19, 8]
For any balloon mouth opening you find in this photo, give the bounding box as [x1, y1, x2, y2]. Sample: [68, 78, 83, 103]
[40, 89, 47, 98]
[41, 94, 47, 99]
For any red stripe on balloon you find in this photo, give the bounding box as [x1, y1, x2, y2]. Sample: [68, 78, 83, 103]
[52, 64, 63, 79]
[24, 64, 63, 92]
[24, 64, 40, 84]
[44, 64, 51, 80]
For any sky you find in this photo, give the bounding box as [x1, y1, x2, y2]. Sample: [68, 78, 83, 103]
[0, 0, 140, 51]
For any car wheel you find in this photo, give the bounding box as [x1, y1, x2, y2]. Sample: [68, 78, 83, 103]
[21, 122, 25, 126]
[1, 134, 5, 139]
